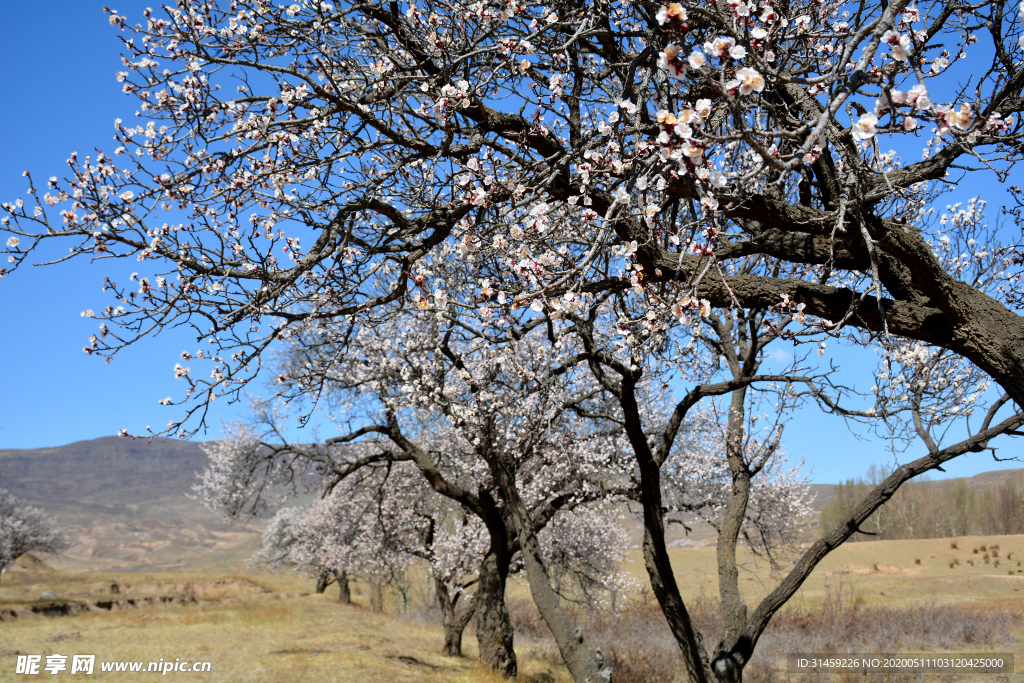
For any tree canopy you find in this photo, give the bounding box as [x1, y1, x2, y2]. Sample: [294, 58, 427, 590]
[3, 0, 1024, 681]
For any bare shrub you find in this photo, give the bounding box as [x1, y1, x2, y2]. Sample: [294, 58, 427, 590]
[950, 541, 958, 550]
[505, 583, 1021, 683]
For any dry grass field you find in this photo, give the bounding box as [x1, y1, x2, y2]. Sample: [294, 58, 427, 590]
[4, 535, 1024, 682]
[0, 567, 570, 683]
[602, 535, 1024, 682]
[624, 534, 1024, 608]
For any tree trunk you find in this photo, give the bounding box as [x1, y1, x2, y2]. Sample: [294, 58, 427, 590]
[370, 576, 384, 613]
[713, 387, 754, 682]
[315, 568, 332, 594]
[475, 550, 517, 677]
[437, 577, 476, 657]
[620, 377, 717, 683]
[338, 570, 351, 604]
[488, 457, 608, 683]
[639, 472, 717, 683]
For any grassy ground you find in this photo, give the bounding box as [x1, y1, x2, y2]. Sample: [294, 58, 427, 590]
[615, 534, 1024, 608]
[1, 569, 569, 683]
[513, 534, 1024, 681]
[3, 535, 1024, 682]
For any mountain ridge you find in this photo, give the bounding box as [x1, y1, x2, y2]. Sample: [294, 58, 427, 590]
[0, 435, 262, 572]
[2, 436, 1022, 570]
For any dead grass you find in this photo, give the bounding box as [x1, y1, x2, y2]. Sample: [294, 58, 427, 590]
[5, 534, 1024, 682]
[508, 534, 1024, 683]
[611, 534, 1024, 611]
[1, 570, 569, 683]
[508, 584, 1022, 683]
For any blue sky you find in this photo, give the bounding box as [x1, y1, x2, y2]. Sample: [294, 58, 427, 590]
[0, 3, 251, 448]
[0, 3, 1020, 484]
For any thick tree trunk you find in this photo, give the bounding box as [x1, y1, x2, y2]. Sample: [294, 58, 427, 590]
[437, 577, 475, 657]
[337, 570, 351, 604]
[443, 612, 465, 657]
[475, 550, 517, 677]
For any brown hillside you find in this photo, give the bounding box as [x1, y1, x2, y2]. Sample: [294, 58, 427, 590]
[0, 436, 263, 572]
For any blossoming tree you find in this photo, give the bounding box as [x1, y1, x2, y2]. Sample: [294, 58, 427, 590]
[0, 489, 73, 581]
[194, 318, 638, 677]
[4, 0, 1024, 680]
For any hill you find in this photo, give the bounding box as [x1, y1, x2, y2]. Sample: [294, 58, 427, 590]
[2, 435, 1023, 571]
[0, 436, 262, 572]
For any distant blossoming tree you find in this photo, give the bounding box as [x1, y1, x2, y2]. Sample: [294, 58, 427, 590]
[249, 504, 352, 601]
[0, 489, 73, 581]
[245, 459, 488, 654]
[194, 332, 638, 676]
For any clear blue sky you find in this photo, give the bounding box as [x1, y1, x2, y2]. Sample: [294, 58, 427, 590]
[0, 3, 251, 449]
[0, 3, 1019, 484]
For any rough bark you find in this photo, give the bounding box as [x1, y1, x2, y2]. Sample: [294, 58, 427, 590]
[315, 569, 331, 594]
[714, 388, 753, 682]
[436, 577, 475, 657]
[488, 456, 609, 683]
[475, 550, 517, 678]
[622, 378, 716, 683]
[337, 570, 351, 605]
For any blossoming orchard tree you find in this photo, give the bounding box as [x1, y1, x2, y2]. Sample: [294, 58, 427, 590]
[560, 223, 1022, 683]
[209, 426, 491, 655]
[244, 454, 487, 652]
[250, 504, 356, 600]
[195, 320, 638, 677]
[3, 0, 1024, 681]
[0, 489, 74, 581]
[276, 313, 646, 677]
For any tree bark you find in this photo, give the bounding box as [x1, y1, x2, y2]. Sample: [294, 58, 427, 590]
[621, 377, 717, 683]
[488, 457, 609, 683]
[714, 388, 753, 682]
[475, 550, 517, 677]
[369, 576, 384, 613]
[337, 570, 351, 604]
[315, 568, 332, 594]
[437, 577, 476, 657]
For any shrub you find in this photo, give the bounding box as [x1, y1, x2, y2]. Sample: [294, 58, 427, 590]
[505, 584, 1022, 682]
